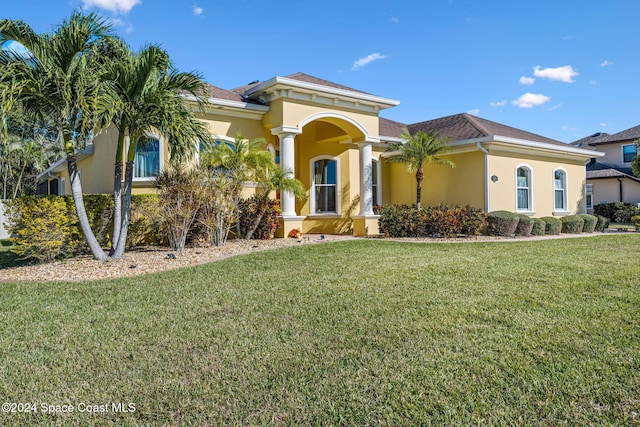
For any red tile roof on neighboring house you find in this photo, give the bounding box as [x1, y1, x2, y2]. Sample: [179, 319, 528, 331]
[407, 113, 566, 146]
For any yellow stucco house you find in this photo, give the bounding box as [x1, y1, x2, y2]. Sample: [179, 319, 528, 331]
[37, 72, 601, 236]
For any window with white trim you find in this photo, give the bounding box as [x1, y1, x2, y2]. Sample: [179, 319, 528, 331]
[554, 169, 567, 211]
[372, 159, 379, 206]
[516, 166, 531, 211]
[313, 158, 337, 213]
[134, 138, 160, 178]
[622, 144, 637, 163]
[586, 184, 593, 209]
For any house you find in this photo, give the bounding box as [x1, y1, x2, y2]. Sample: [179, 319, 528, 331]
[572, 126, 640, 212]
[36, 72, 599, 236]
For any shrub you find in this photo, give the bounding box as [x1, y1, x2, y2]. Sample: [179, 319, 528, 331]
[541, 216, 561, 235]
[5, 196, 73, 262]
[560, 215, 584, 233]
[515, 214, 534, 237]
[486, 211, 519, 236]
[594, 202, 640, 223]
[128, 194, 166, 246]
[378, 204, 486, 238]
[631, 215, 640, 228]
[531, 218, 546, 236]
[454, 205, 486, 236]
[578, 214, 597, 233]
[595, 215, 610, 232]
[237, 195, 282, 240]
[378, 205, 426, 238]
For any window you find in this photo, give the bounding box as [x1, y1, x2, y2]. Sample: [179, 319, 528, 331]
[372, 159, 379, 206]
[554, 169, 567, 211]
[586, 184, 593, 209]
[516, 166, 531, 211]
[134, 138, 160, 178]
[623, 144, 637, 163]
[313, 158, 337, 213]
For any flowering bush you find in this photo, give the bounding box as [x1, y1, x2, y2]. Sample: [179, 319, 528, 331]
[288, 228, 301, 238]
[237, 195, 281, 240]
[378, 204, 486, 238]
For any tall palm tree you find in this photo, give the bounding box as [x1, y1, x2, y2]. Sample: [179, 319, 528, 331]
[386, 129, 455, 210]
[0, 12, 113, 260]
[98, 41, 212, 260]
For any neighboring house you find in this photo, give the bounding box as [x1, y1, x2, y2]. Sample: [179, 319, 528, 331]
[572, 126, 640, 212]
[37, 72, 599, 236]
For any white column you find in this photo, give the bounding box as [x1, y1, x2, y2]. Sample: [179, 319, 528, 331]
[358, 142, 374, 216]
[271, 127, 301, 217]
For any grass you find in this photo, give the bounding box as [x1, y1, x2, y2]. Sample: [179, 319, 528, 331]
[0, 239, 31, 269]
[1, 235, 640, 425]
[608, 222, 638, 230]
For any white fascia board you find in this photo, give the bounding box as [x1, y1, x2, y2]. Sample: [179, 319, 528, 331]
[183, 95, 269, 113]
[244, 76, 400, 109]
[379, 136, 403, 144]
[451, 136, 605, 158]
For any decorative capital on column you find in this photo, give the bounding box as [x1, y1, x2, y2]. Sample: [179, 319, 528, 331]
[270, 126, 302, 137]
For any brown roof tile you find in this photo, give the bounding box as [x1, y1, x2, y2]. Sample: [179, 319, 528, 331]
[379, 117, 407, 138]
[203, 84, 244, 102]
[407, 113, 568, 146]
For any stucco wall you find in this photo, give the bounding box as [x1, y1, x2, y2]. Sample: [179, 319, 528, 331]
[590, 177, 640, 205]
[592, 142, 635, 168]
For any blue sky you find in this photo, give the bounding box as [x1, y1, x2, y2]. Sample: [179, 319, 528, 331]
[3, 0, 640, 142]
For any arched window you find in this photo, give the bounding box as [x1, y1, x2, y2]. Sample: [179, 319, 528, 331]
[516, 166, 532, 211]
[312, 157, 338, 214]
[554, 169, 567, 211]
[134, 138, 160, 178]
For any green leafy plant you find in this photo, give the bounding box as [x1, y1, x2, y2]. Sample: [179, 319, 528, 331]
[578, 214, 598, 233]
[486, 211, 519, 237]
[237, 195, 282, 240]
[515, 214, 534, 237]
[595, 215, 610, 232]
[560, 215, 585, 233]
[531, 218, 546, 236]
[541, 216, 562, 235]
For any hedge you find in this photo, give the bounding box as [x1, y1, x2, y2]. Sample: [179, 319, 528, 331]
[560, 215, 584, 234]
[515, 214, 534, 237]
[486, 211, 519, 236]
[595, 215, 610, 232]
[541, 216, 561, 235]
[594, 202, 640, 223]
[578, 214, 597, 233]
[378, 204, 486, 238]
[531, 218, 546, 236]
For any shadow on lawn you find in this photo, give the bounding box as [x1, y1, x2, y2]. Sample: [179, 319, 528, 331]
[0, 240, 31, 269]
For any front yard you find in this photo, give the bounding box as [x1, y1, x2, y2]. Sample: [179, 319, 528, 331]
[1, 235, 639, 425]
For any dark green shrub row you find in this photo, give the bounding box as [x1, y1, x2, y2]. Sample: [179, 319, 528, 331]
[378, 204, 486, 238]
[531, 218, 546, 236]
[578, 214, 597, 233]
[541, 216, 561, 235]
[595, 215, 610, 232]
[560, 215, 584, 233]
[594, 202, 640, 223]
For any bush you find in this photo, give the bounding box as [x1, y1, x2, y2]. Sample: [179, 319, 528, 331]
[631, 215, 640, 228]
[594, 202, 640, 223]
[237, 195, 282, 240]
[378, 204, 486, 238]
[531, 218, 546, 236]
[5, 196, 73, 262]
[541, 216, 561, 235]
[578, 214, 597, 233]
[595, 215, 610, 232]
[486, 211, 519, 236]
[515, 214, 534, 237]
[128, 194, 166, 246]
[560, 215, 584, 233]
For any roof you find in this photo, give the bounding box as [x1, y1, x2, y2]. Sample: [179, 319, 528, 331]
[571, 132, 611, 147]
[378, 117, 406, 139]
[406, 113, 568, 146]
[573, 124, 640, 146]
[586, 160, 640, 181]
[204, 84, 243, 102]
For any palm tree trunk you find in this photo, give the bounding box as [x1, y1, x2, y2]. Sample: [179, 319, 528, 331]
[416, 168, 424, 210]
[111, 160, 133, 260]
[244, 194, 271, 240]
[67, 154, 107, 261]
[110, 132, 126, 254]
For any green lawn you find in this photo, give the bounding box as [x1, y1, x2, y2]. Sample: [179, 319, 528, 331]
[1, 235, 639, 425]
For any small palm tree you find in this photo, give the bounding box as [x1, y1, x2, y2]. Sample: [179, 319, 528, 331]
[386, 129, 454, 210]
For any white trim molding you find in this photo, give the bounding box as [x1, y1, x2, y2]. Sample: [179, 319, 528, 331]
[553, 167, 569, 214]
[515, 163, 533, 213]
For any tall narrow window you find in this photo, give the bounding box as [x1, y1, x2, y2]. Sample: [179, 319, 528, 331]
[623, 144, 637, 163]
[134, 138, 160, 178]
[313, 159, 337, 213]
[516, 166, 531, 211]
[586, 184, 593, 209]
[372, 159, 379, 206]
[554, 169, 566, 211]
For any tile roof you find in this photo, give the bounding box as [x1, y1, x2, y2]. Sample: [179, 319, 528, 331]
[574, 124, 640, 146]
[378, 117, 407, 138]
[204, 84, 244, 102]
[571, 132, 612, 147]
[607, 124, 640, 142]
[285, 72, 372, 95]
[407, 113, 567, 146]
[586, 160, 640, 181]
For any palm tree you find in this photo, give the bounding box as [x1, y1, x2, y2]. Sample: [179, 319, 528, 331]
[386, 129, 455, 210]
[98, 41, 212, 260]
[243, 163, 305, 240]
[0, 12, 113, 260]
[632, 139, 640, 178]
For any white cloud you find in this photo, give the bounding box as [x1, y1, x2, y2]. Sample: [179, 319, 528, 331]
[519, 76, 535, 85]
[490, 100, 507, 107]
[511, 93, 550, 108]
[600, 122, 607, 127]
[548, 103, 563, 111]
[352, 53, 387, 71]
[467, 109, 480, 116]
[390, 16, 399, 23]
[533, 65, 578, 83]
[193, 5, 203, 15]
[600, 60, 613, 67]
[562, 125, 576, 131]
[81, 0, 141, 14]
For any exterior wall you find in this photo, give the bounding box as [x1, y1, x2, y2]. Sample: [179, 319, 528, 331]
[592, 141, 634, 168]
[486, 150, 587, 216]
[589, 177, 640, 206]
[385, 151, 485, 209]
